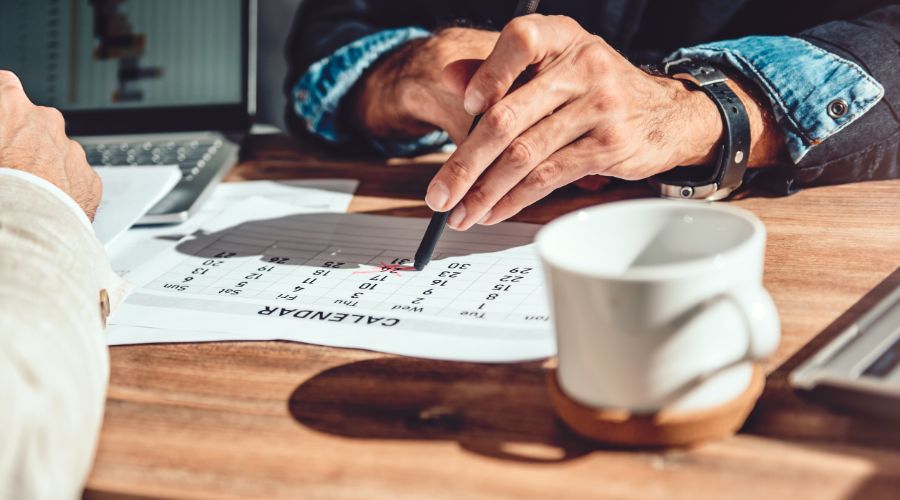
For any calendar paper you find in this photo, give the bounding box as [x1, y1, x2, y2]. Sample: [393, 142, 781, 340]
[108, 179, 359, 276]
[109, 197, 555, 362]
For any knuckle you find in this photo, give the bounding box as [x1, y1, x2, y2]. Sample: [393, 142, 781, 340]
[579, 134, 609, 154]
[442, 157, 477, 185]
[504, 138, 536, 167]
[475, 67, 507, 100]
[587, 121, 627, 149]
[556, 15, 582, 31]
[576, 41, 609, 67]
[484, 103, 517, 136]
[41, 106, 66, 127]
[505, 17, 540, 52]
[493, 191, 523, 220]
[0, 82, 16, 97]
[0, 70, 21, 88]
[527, 161, 562, 190]
[69, 140, 87, 160]
[0, 81, 16, 99]
[0, 80, 25, 103]
[586, 84, 615, 111]
[601, 125, 629, 147]
[465, 182, 492, 207]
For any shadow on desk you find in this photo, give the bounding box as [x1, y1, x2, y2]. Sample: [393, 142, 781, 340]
[287, 358, 600, 463]
[746, 266, 900, 446]
[745, 267, 900, 499]
[283, 269, 900, 488]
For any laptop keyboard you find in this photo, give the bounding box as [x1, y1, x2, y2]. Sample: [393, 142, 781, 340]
[83, 137, 224, 182]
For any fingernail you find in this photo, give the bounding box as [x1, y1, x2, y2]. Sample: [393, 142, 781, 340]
[477, 209, 493, 225]
[464, 89, 485, 115]
[448, 204, 467, 229]
[425, 181, 450, 211]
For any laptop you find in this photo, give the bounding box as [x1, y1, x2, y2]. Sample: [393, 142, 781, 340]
[0, 0, 256, 224]
[791, 281, 900, 419]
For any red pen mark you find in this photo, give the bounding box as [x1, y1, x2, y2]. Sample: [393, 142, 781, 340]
[353, 262, 417, 276]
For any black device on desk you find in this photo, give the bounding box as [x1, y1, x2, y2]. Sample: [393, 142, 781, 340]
[791, 282, 900, 419]
[0, 0, 256, 224]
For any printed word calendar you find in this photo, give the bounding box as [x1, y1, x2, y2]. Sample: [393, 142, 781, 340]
[111, 198, 555, 362]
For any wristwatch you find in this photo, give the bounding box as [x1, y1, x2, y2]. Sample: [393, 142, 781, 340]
[649, 58, 751, 201]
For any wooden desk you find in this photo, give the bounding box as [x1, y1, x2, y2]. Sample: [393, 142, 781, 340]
[87, 135, 900, 499]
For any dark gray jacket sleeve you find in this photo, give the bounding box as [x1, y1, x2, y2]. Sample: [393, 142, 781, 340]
[756, 6, 899, 193]
[283, 1, 432, 101]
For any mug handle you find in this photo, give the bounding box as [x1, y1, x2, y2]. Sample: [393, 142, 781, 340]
[725, 286, 781, 362]
[653, 287, 780, 409]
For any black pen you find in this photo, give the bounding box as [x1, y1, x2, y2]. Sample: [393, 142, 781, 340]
[414, 0, 541, 271]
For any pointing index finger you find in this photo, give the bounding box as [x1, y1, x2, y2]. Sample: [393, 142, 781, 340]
[427, 69, 572, 213]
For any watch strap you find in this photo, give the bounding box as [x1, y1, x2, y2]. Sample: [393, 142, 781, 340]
[651, 59, 751, 199]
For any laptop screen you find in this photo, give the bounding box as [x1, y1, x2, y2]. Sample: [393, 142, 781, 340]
[0, 0, 252, 134]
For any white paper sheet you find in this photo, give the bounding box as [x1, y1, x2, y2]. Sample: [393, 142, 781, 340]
[93, 166, 182, 247]
[108, 197, 554, 362]
[106, 179, 358, 276]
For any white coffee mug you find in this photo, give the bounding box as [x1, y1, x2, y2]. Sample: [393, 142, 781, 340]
[536, 200, 780, 413]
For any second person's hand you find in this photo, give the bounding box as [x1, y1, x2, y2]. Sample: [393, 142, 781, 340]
[0, 71, 101, 219]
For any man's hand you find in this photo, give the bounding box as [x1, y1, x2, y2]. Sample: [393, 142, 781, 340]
[0, 71, 101, 220]
[424, 15, 783, 230]
[348, 28, 500, 146]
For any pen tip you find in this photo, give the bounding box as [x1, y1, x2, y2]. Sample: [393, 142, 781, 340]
[414, 260, 425, 271]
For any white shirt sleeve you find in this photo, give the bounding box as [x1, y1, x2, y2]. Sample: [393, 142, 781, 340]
[0, 171, 127, 499]
[0, 168, 93, 232]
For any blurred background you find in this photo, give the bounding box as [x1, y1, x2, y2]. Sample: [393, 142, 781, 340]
[257, 0, 302, 132]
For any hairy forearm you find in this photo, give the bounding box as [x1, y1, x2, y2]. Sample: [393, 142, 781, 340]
[662, 72, 786, 172]
[641, 71, 786, 173]
[346, 38, 438, 140]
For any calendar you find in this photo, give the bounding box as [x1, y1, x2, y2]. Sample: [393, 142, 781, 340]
[110, 197, 555, 362]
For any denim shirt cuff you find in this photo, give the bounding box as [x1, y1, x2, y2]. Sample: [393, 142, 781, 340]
[292, 27, 452, 157]
[667, 36, 885, 163]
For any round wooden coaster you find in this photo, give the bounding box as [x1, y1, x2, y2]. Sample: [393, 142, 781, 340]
[546, 365, 765, 447]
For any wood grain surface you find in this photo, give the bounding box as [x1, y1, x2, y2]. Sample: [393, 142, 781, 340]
[86, 134, 900, 499]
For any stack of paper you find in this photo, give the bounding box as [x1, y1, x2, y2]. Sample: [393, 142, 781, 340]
[93, 166, 182, 247]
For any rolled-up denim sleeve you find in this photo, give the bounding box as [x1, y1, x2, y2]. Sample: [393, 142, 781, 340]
[291, 27, 451, 157]
[667, 36, 885, 164]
